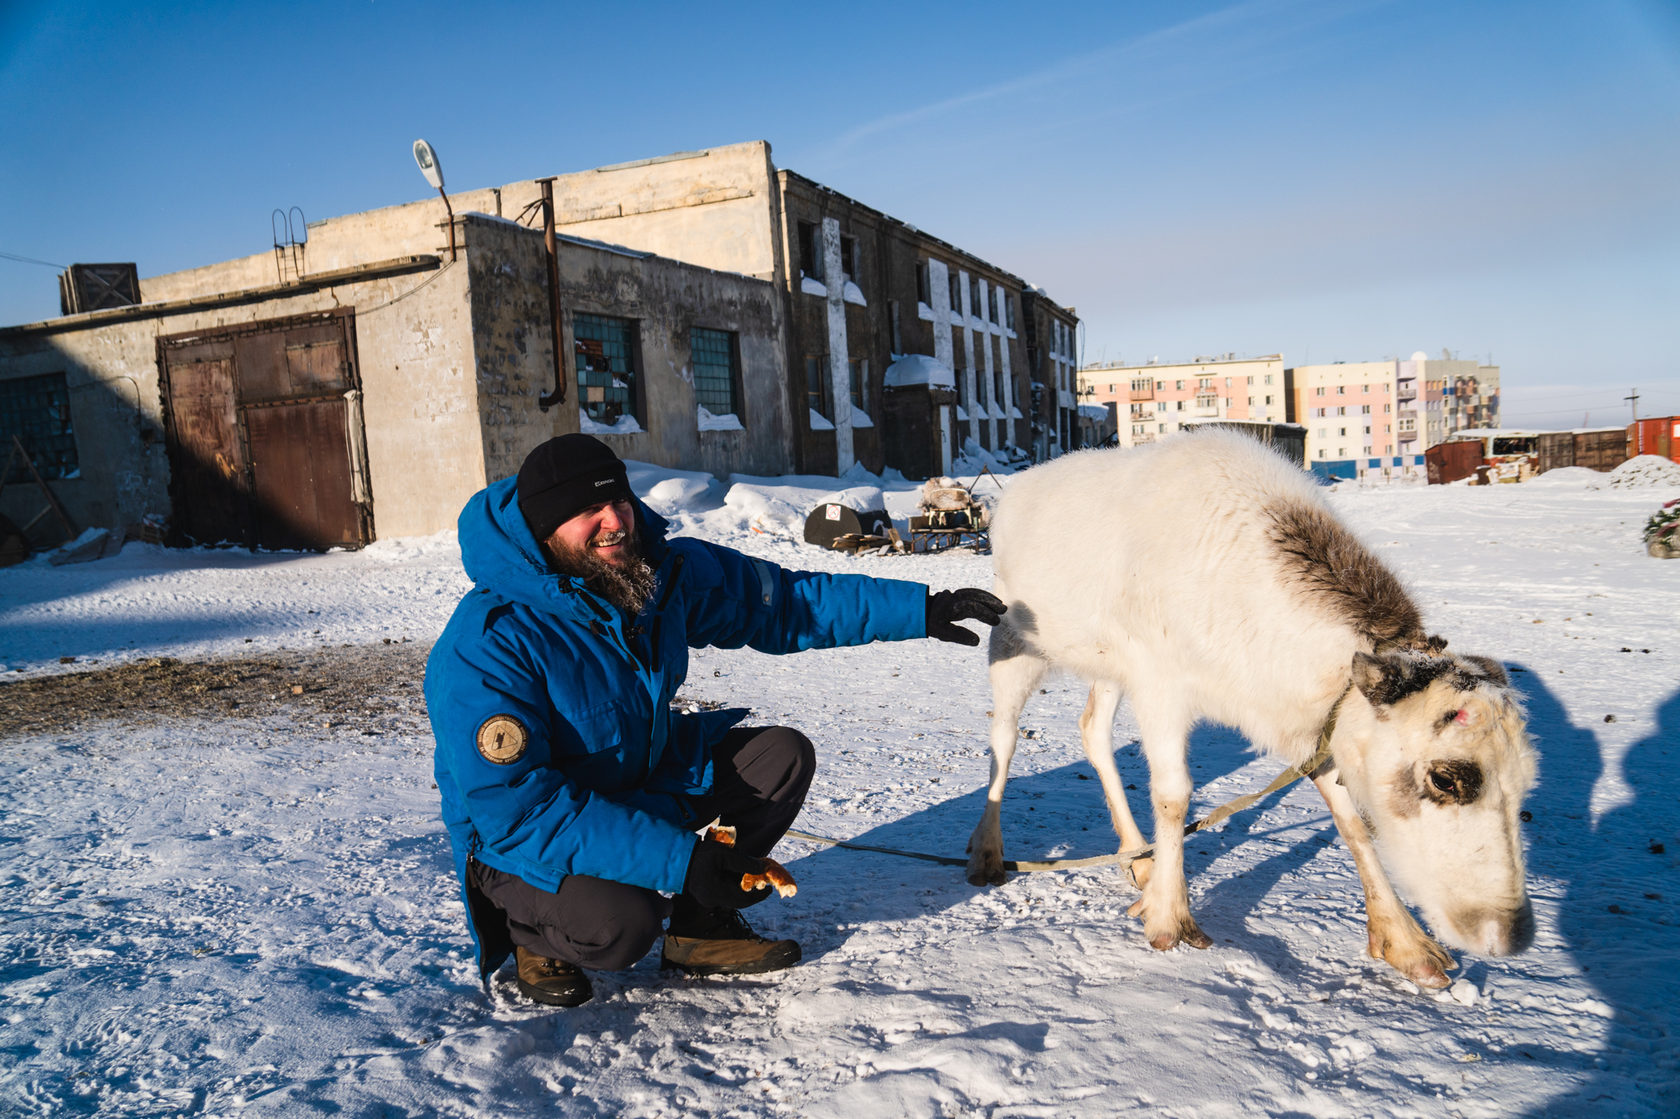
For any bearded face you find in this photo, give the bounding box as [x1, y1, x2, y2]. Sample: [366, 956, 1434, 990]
[543, 505, 658, 616]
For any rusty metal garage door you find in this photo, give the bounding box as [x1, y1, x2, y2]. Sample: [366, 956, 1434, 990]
[157, 310, 372, 550]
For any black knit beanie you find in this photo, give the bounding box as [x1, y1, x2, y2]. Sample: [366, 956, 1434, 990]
[516, 434, 633, 543]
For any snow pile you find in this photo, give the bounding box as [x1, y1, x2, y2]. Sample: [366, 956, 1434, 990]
[1525, 465, 1605, 488]
[1606, 454, 1680, 489]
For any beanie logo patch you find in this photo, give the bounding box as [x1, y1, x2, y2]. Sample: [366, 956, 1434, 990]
[476, 715, 529, 765]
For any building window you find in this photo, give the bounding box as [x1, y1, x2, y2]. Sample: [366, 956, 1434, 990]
[806, 354, 830, 419]
[1004, 294, 1015, 330]
[994, 368, 1005, 409]
[1265, 374, 1273, 385]
[690, 326, 740, 421]
[1175, 380, 1185, 391]
[1315, 387, 1325, 396]
[1265, 395, 1274, 405]
[849, 357, 868, 411]
[0, 371, 76, 481]
[1336, 385, 1345, 394]
[840, 236, 858, 282]
[797, 221, 822, 280]
[1361, 404, 1371, 414]
[949, 272, 962, 315]
[969, 276, 982, 320]
[574, 313, 639, 425]
[917, 262, 930, 305]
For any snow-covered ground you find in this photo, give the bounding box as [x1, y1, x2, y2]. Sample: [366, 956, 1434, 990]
[2, 455, 1677, 1117]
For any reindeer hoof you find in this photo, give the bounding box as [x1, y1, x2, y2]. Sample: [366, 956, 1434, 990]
[1371, 928, 1456, 989]
[1128, 897, 1212, 950]
[966, 853, 1007, 887]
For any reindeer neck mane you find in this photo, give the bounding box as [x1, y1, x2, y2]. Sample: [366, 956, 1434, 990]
[1263, 498, 1429, 651]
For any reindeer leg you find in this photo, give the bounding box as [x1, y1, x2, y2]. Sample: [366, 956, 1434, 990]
[1126, 700, 1212, 950]
[1312, 771, 1455, 988]
[967, 625, 1045, 887]
[1078, 681, 1150, 888]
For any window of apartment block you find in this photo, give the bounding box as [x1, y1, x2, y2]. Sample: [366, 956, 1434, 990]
[1248, 396, 1255, 407]
[1336, 385, 1345, 394]
[849, 357, 869, 411]
[1156, 380, 1165, 391]
[797, 222, 822, 281]
[1315, 387, 1325, 396]
[948, 272, 961, 314]
[1158, 423, 1166, 433]
[994, 368, 1005, 408]
[1175, 380, 1185, 391]
[1156, 401, 1166, 412]
[969, 276, 982, 319]
[1198, 378, 1212, 390]
[917, 262, 930, 305]
[889, 300, 902, 353]
[574, 313, 640, 426]
[0, 371, 76, 481]
[1384, 403, 1391, 413]
[1265, 374, 1273, 385]
[806, 355, 830, 419]
[1265, 395, 1274, 405]
[1361, 404, 1371, 414]
[1004, 294, 1015, 330]
[690, 326, 741, 421]
[840, 236, 859, 282]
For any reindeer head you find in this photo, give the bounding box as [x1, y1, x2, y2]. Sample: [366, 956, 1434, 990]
[1334, 646, 1538, 958]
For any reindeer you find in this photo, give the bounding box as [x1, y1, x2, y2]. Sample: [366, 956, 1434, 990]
[968, 430, 1536, 988]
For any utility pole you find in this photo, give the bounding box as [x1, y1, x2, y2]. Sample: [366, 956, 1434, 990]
[1624, 387, 1640, 422]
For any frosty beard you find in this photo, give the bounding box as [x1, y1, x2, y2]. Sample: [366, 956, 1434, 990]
[546, 528, 658, 617]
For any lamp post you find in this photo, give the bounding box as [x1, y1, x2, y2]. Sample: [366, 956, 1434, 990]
[412, 139, 455, 262]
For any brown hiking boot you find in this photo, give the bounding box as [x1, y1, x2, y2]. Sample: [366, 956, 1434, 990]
[660, 902, 802, 976]
[514, 945, 593, 1007]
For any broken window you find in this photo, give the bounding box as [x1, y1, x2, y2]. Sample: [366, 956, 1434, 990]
[574, 313, 640, 426]
[797, 222, 822, 281]
[690, 326, 740, 422]
[849, 357, 868, 411]
[806, 354, 830, 419]
[0, 371, 76, 481]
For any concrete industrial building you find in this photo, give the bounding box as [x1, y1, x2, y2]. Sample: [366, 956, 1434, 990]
[0, 141, 1079, 551]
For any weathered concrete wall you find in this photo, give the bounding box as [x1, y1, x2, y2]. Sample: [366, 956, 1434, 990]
[545, 227, 791, 480]
[0, 259, 484, 542]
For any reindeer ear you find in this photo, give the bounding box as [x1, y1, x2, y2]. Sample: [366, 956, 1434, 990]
[1464, 655, 1508, 687]
[1351, 651, 1397, 706]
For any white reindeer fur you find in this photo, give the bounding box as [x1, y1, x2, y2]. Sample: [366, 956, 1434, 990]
[973, 430, 1536, 987]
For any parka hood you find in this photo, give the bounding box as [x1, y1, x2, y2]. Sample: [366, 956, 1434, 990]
[456, 476, 671, 614]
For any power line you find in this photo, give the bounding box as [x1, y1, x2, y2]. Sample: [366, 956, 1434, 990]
[0, 249, 68, 269]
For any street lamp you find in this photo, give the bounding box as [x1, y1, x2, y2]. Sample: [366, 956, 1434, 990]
[412, 139, 455, 261]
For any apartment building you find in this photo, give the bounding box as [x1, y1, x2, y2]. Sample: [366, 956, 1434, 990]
[1079, 354, 1286, 448]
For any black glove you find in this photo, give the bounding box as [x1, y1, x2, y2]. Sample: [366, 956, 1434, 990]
[926, 588, 1007, 646]
[683, 838, 772, 910]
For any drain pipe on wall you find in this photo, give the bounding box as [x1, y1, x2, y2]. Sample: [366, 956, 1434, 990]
[535, 176, 567, 409]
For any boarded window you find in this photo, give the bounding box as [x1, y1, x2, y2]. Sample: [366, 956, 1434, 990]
[0, 372, 76, 481]
[849, 357, 868, 411]
[574, 313, 639, 425]
[690, 326, 740, 420]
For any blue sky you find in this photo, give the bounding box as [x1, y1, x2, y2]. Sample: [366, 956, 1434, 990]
[3, 0, 1676, 427]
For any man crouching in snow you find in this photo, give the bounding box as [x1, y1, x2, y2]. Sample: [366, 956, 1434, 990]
[425, 434, 1004, 1007]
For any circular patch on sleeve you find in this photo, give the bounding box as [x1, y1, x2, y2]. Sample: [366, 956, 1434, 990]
[475, 715, 529, 765]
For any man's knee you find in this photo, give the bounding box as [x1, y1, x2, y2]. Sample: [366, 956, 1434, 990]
[737, 725, 816, 799]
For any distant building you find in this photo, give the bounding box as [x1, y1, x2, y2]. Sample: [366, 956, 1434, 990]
[1079, 354, 1286, 448]
[1288, 351, 1499, 480]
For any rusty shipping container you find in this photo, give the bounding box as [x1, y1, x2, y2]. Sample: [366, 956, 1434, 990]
[1538, 428, 1628, 473]
[1630, 417, 1680, 464]
[1426, 440, 1484, 485]
[1574, 428, 1629, 471]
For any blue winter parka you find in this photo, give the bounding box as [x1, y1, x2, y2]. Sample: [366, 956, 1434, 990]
[424, 476, 928, 975]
